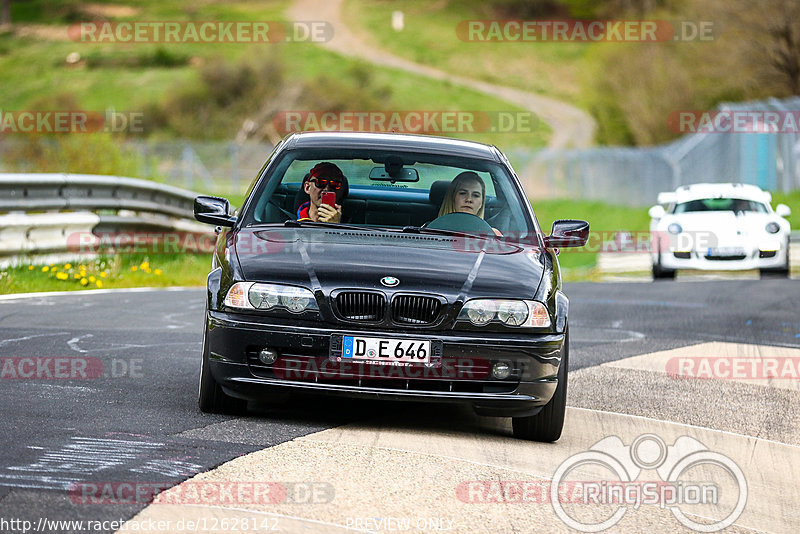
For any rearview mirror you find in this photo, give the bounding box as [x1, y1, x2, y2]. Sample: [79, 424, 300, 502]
[545, 219, 589, 248]
[776, 204, 791, 218]
[648, 205, 666, 219]
[369, 166, 419, 182]
[194, 196, 237, 227]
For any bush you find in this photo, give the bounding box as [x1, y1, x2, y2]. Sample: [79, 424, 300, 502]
[84, 47, 190, 69]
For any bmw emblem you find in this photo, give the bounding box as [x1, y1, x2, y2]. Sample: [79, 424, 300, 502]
[380, 276, 400, 287]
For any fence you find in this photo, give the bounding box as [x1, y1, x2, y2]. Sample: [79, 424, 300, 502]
[2, 97, 798, 205]
[527, 96, 800, 206]
[132, 140, 273, 193]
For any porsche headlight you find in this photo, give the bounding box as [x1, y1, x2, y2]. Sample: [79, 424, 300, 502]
[459, 299, 550, 328]
[668, 223, 683, 235]
[224, 282, 318, 314]
[765, 222, 780, 234]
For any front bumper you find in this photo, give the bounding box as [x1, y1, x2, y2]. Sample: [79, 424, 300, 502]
[206, 310, 565, 417]
[655, 245, 788, 271]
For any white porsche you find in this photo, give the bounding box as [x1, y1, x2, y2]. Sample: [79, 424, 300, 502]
[649, 183, 792, 278]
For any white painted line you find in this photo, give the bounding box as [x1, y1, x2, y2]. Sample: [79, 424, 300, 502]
[0, 286, 202, 301]
[568, 406, 800, 449]
[601, 342, 800, 391]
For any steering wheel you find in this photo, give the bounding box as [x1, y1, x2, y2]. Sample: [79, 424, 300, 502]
[426, 212, 495, 234]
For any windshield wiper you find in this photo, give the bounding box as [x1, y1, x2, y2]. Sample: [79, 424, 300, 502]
[283, 220, 386, 232]
[400, 226, 496, 239]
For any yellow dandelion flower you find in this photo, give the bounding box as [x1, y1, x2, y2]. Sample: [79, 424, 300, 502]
[144, 267, 152, 274]
[28, 265, 34, 270]
[74, 273, 81, 279]
[42, 266, 49, 272]
[89, 276, 96, 283]
[80, 278, 88, 286]
[154, 269, 162, 275]
[64, 263, 72, 269]
[96, 280, 103, 288]
[130, 266, 138, 272]
[48, 263, 54, 266]
[140, 261, 150, 271]
[100, 272, 107, 278]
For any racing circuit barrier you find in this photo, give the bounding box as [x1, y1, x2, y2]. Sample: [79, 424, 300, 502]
[0, 173, 213, 265]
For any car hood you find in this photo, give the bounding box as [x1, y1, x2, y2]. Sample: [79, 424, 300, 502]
[233, 228, 545, 299]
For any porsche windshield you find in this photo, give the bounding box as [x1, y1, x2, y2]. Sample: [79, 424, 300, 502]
[673, 198, 768, 214]
[242, 148, 537, 238]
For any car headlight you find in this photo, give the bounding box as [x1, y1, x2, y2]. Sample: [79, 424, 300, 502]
[224, 282, 318, 313]
[765, 222, 780, 234]
[458, 299, 550, 328]
[667, 223, 683, 235]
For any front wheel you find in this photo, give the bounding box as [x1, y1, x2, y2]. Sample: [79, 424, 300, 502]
[512, 327, 568, 442]
[652, 253, 676, 279]
[198, 315, 247, 415]
[760, 240, 790, 278]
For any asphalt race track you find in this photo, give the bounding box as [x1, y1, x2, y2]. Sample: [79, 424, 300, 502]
[0, 281, 798, 533]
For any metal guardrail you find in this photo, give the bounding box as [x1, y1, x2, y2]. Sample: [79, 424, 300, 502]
[0, 173, 197, 219]
[0, 173, 211, 262]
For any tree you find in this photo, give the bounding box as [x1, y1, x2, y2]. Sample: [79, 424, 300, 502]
[714, 0, 800, 96]
[1, 0, 10, 27]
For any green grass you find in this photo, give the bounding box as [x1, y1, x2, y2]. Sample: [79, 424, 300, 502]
[772, 191, 800, 224]
[532, 198, 651, 276]
[0, 0, 549, 150]
[344, 0, 589, 103]
[1, 253, 212, 294]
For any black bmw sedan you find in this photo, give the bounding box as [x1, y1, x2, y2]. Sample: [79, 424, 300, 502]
[194, 132, 588, 442]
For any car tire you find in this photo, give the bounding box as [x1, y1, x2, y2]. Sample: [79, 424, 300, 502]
[760, 240, 790, 278]
[198, 314, 248, 415]
[512, 327, 568, 442]
[652, 253, 676, 279]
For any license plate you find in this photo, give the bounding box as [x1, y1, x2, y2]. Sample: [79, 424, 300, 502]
[706, 247, 745, 257]
[342, 336, 431, 364]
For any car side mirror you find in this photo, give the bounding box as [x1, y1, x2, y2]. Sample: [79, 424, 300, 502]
[194, 195, 237, 227]
[648, 205, 666, 219]
[545, 219, 589, 248]
[775, 204, 791, 218]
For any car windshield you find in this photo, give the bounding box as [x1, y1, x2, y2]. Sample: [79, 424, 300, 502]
[673, 198, 768, 214]
[240, 147, 538, 239]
